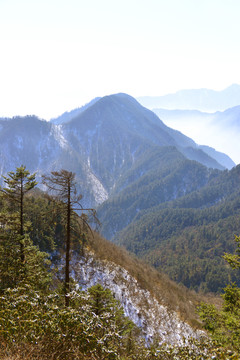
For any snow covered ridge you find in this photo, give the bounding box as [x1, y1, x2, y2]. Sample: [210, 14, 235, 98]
[71, 251, 204, 346]
[50, 124, 69, 150]
[85, 160, 108, 204]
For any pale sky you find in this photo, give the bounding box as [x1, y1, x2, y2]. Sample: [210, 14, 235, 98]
[1, 0, 239, 120]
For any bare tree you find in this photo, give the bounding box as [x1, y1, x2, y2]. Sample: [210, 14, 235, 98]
[42, 169, 98, 306]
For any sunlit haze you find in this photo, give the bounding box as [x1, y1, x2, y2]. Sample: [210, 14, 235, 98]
[1, 0, 240, 162]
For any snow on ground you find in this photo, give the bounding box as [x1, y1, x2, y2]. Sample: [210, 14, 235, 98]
[85, 161, 108, 204]
[51, 124, 69, 150]
[71, 252, 204, 346]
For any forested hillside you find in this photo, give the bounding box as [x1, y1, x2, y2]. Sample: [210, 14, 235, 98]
[0, 94, 234, 206]
[99, 165, 240, 293]
[98, 155, 220, 239]
[1, 166, 239, 358]
[0, 94, 238, 296]
[1, 166, 240, 358]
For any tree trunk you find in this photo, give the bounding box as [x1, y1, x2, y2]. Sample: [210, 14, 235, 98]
[65, 180, 71, 307]
[20, 175, 24, 263]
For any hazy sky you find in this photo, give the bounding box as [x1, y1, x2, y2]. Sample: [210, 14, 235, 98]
[1, 0, 240, 120]
[1, 0, 240, 164]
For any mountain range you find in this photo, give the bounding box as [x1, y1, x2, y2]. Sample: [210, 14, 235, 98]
[0, 92, 239, 294]
[137, 84, 240, 112]
[151, 106, 240, 166]
[137, 84, 240, 165]
[0, 94, 234, 192]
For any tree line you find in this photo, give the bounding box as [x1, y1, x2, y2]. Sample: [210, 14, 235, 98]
[0, 165, 98, 304]
[0, 165, 239, 358]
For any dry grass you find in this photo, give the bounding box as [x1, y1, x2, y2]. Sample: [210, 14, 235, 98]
[0, 340, 92, 360]
[86, 230, 220, 329]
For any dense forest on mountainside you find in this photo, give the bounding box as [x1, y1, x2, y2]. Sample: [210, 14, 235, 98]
[17, 188, 202, 321]
[98, 155, 221, 239]
[0, 94, 239, 297]
[1, 166, 240, 359]
[99, 165, 240, 293]
[1, 94, 238, 298]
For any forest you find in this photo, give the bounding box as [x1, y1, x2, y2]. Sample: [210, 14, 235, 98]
[0, 166, 240, 359]
[106, 165, 240, 293]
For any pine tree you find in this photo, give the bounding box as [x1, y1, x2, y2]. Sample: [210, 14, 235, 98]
[42, 169, 98, 306]
[198, 235, 240, 352]
[0, 166, 51, 292]
[1, 165, 37, 263]
[223, 235, 240, 270]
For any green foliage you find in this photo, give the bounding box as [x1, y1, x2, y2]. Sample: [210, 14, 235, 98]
[88, 283, 122, 316]
[223, 235, 240, 269]
[0, 285, 138, 359]
[24, 193, 63, 252]
[114, 189, 240, 292]
[99, 156, 215, 239]
[42, 169, 99, 306]
[0, 166, 239, 358]
[198, 283, 240, 352]
[2, 165, 37, 202]
[197, 303, 220, 333]
[0, 166, 51, 293]
[1, 285, 238, 360]
[198, 238, 240, 353]
[0, 231, 51, 293]
[97, 164, 240, 292]
[1, 165, 37, 236]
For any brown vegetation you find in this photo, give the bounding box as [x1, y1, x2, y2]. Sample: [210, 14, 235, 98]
[87, 230, 219, 329]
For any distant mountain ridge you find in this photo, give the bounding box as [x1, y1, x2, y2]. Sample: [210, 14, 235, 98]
[138, 84, 240, 112]
[152, 106, 240, 165]
[57, 93, 234, 169]
[1, 92, 239, 295]
[0, 94, 234, 210]
[50, 97, 101, 125]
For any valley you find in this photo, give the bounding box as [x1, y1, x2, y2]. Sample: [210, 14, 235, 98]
[0, 90, 240, 357]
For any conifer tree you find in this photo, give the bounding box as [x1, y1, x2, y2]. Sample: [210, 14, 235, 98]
[198, 235, 240, 352]
[223, 235, 240, 270]
[0, 166, 51, 292]
[1, 165, 37, 263]
[42, 169, 98, 306]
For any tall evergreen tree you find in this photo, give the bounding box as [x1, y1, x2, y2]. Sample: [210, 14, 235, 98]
[1, 165, 37, 263]
[0, 166, 51, 292]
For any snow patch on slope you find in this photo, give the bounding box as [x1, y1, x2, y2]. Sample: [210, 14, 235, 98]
[51, 124, 69, 150]
[85, 162, 108, 204]
[72, 252, 204, 346]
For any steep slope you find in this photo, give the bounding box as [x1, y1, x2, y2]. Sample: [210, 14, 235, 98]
[62, 93, 227, 173]
[50, 97, 101, 124]
[0, 116, 107, 205]
[0, 94, 232, 209]
[107, 165, 240, 292]
[152, 106, 240, 167]
[98, 153, 220, 239]
[0, 116, 65, 174]
[198, 145, 235, 170]
[71, 231, 205, 344]
[24, 190, 205, 345]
